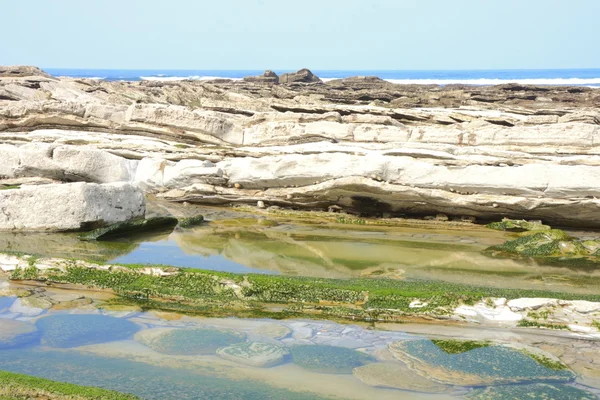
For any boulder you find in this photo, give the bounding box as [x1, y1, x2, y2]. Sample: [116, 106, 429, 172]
[279, 68, 322, 84]
[0, 320, 39, 349]
[243, 70, 279, 84]
[217, 342, 288, 367]
[0, 182, 146, 232]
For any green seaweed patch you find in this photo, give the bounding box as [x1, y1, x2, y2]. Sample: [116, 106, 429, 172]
[517, 319, 569, 330]
[138, 327, 247, 355]
[467, 383, 596, 400]
[0, 370, 139, 399]
[290, 345, 374, 374]
[486, 219, 551, 232]
[177, 215, 204, 228]
[485, 229, 587, 258]
[522, 351, 569, 371]
[36, 314, 140, 348]
[431, 340, 490, 354]
[392, 340, 573, 385]
[0, 185, 21, 190]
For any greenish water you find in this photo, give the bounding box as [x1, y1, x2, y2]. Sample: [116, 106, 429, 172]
[2, 216, 600, 296]
[0, 296, 598, 400]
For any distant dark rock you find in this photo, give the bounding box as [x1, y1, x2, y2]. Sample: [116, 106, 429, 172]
[0, 66, 53, 79]
[279, 68, 322, 84]
[243, 70, 279, 84]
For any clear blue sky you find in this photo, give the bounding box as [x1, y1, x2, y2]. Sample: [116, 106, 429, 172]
[1, 0, 598, 70]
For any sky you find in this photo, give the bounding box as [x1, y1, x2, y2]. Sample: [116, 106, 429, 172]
[1, 0, 598, 70]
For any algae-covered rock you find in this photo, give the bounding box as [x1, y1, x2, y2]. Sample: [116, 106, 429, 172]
[486, 218, 551, 232]
[135, 327, 247, 355]
[290, 345, 374, 374]
[217, 342, 289, 367]
[467, 383, 597, 400]
[36, 314, 140, 348]
[389, 340, 573, 386]
[0, 320, 39, 349]
[352, 362, 450, 393]
[80, 216, 178, 241]
[177, 215, 204, 228]
[486, 229, 587, 258]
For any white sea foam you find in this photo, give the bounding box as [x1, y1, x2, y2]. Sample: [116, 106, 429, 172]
[140, 76, 243, 82]
[382, 78, 600, 86]
[56, 76, 106, 80]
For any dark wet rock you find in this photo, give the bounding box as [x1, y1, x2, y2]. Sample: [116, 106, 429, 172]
[389, 340, 573, 386]
[467, 383, 597, 400]
[135, 327, 247, 355]
[243, 70, 279, 84]
[80, 216, 179, 240]
[0, 66, 53, 78]
[279, 69, 322, 84]
[217, 342, 288, 367]
[486, 218, 551, 232]
[0, 320, 39, 349]
[36, 314, 140, 348]
[290, 345, 374, 374]
[177, 214, 204, 228]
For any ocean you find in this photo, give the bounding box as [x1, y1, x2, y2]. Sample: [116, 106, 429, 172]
[44, 68, 600, 87]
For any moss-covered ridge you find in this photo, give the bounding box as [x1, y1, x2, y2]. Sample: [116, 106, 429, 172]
[6, 252, 600, 323]
[0, 370, 139, 399]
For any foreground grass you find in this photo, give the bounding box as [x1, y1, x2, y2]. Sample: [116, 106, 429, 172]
[0, 370, 138, 400]
[8, 253, 600, 321]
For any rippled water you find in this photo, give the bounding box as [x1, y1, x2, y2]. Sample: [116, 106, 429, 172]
[1, 293, 598, 400]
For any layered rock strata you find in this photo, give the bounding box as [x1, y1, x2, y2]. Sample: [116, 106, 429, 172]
[1, 68, 600, 226]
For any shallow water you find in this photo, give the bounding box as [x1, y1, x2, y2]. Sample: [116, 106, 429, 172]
[2, 214, 600, 295]
[0, 294, 599, 400]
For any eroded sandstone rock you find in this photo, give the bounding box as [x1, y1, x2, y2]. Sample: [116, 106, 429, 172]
[0, 182, 145, 231]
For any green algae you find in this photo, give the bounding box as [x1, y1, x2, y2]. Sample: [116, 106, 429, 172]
[290, 345, 374, 374]
[521, 351, 569, 371]
[9, 252, 600, 323]
[431, 340, 490, 354]
[0, 370, 139, 400]
[517, 319, 569, 330]
[467, 383, 597, 400]
[391, 340, 573, 385]
[486, 219, 551, 232]
[177, 215, 204, 228]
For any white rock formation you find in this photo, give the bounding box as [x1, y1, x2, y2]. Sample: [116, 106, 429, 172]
[0, 182, 145, 231]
